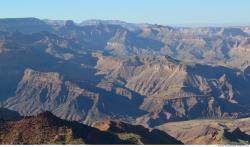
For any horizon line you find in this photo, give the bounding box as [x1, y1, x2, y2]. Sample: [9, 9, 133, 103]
[0, 17, 250, 28]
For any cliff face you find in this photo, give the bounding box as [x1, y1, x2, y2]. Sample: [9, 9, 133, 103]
[96, 55, 250, 126]
[3, 53, 250, 127]
[4, 68, 100, 123]
[3, 68, 145, 125]
[3, 54, 250, 127]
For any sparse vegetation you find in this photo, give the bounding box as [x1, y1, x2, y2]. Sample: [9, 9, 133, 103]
[117, 133, 142, 144]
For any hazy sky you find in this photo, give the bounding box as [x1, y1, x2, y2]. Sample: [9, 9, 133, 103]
[1, 0, 250, 26]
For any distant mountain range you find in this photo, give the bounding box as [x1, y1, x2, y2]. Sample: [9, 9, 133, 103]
[1, 18, 250, 144]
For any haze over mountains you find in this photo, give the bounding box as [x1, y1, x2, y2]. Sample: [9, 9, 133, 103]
[1, 17, 250, 144]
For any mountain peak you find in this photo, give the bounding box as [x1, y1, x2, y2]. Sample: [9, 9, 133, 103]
[64, 20, 75, 27]
[37, 111, 56, 118]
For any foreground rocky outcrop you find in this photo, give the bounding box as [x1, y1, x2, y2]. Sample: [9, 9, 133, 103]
[0, 111, 123, 144]
[0, 110, 182, 145]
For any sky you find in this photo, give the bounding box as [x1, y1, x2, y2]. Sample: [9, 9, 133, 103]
[0, 0, 250, 26]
